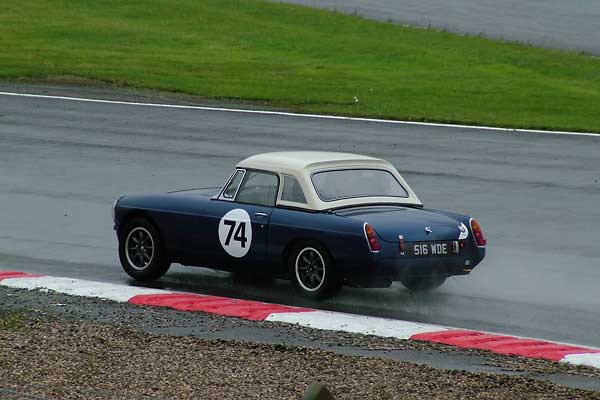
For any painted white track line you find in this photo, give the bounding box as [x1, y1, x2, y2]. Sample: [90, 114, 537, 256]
[1, 271, 599, 369]
[0, 91, 597, 137]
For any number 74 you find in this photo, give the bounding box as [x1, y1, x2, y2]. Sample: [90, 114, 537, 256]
[223, 220, 248, 248]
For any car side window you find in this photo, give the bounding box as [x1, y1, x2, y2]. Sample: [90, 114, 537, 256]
[223, 170, 245, 199]
[281, 175, 307, 204]
[235, 171, 279, 207]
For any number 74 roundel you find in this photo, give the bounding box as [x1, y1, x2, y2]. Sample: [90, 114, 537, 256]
[218, 209, 253, 258]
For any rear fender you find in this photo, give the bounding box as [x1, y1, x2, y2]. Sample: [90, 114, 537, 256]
[269, 209, 372, 276]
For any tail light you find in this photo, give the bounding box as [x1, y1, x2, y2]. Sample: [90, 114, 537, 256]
[364, 223, 381, 252]
[470, 218, 487, 247]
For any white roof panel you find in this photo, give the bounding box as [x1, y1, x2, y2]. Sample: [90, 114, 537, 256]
[235, 151, 422, 210]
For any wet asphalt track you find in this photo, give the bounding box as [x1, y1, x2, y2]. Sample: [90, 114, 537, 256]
[1, 84, 599, 347]
[277, 0, 600, 55]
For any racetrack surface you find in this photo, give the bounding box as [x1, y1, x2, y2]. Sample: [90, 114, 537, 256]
[1, 83, 599, 348]
[276, 0, 600, 55]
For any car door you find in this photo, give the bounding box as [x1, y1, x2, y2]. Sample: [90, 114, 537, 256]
[212, 169, 279, 272]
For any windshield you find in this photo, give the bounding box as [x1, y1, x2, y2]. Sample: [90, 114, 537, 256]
[311, 169, 409, 202]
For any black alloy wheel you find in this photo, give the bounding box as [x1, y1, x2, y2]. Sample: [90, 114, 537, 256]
[119, 218, 170, 281]
[290, 241, 341, 299]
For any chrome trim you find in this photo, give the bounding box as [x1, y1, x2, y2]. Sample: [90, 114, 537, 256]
[399, 234, 405, 255]
[112, 196, 124, 223]
[112, 199, 118, 223]
[217, 169, 246, 201]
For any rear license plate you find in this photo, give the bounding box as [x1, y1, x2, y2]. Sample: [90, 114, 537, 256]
[410, 241, 457, 257]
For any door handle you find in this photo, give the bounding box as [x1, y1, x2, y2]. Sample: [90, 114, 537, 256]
[254, 212, 269, 218]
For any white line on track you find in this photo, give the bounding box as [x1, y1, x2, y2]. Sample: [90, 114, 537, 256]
[0, 91, 597, 138]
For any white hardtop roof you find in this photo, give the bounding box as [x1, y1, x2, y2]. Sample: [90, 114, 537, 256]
[234, 151, 422, 210]
[238, 151, 390, 174]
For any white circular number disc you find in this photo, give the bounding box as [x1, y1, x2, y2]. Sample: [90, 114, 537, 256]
[218, 208, 252, 258]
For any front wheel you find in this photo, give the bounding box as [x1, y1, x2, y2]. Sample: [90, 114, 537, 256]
[289, 242, 341, 299]
[119, 218, 171, 281]
[399, 275, 446, 292]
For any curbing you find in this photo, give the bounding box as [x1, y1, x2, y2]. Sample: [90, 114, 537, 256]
[1, 270, 599, 369]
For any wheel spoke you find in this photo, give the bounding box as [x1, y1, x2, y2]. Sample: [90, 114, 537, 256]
[315, 270, 323, 282]
[298, 264, 308, 272]
[300, 273, 308, 284]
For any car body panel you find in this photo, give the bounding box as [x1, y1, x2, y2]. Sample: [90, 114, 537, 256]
[334, 206, 464, 243]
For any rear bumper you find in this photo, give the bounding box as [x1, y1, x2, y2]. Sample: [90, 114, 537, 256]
[379, 252, 484, 278]
[344, 247, 485, 288]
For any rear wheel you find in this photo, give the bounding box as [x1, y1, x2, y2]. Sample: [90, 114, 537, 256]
[119, 218, 170, 281]
[289, 241, 341, 299]
[399, 275, 446, 292]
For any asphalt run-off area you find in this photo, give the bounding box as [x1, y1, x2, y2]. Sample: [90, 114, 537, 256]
[1, 84, 599, 350]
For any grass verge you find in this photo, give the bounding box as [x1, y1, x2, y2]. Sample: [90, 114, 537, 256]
[1, 0, 599, 132]
[0, 311, 24, 332]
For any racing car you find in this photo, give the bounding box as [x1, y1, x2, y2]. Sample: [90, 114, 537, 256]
[113, 151, 486, 298]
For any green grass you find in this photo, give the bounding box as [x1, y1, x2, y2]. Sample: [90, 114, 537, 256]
[0, 312, 25, 332]
[1, 0, 599, 132]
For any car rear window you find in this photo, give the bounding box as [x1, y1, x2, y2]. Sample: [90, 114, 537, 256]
[311, 169, 408, 202]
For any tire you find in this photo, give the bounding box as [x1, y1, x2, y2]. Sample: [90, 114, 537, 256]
[289, 241, 341, 299]
[118, 218, 171, 281]
[399, 275, 446, 292]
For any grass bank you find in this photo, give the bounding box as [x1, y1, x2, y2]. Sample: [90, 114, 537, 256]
[1, 0, 599, 132]
[0, 311, 24, 331]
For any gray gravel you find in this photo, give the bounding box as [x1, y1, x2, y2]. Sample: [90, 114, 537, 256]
[2, 314, 600, 400]
[1, 286, 600, 399]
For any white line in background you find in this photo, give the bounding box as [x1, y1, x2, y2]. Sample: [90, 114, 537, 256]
[0, 91, 597, 138]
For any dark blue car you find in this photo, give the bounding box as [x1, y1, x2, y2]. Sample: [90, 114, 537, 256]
[113, 152, 486, 298]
